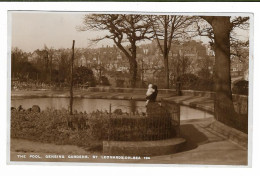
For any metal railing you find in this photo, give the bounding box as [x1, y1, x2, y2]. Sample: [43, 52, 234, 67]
[107, 101, 181, 141]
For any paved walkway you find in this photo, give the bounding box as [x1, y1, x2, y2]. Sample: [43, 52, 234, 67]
[138, 118, 247, 165]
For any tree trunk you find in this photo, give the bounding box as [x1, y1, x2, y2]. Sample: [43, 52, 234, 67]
[176, 51, 181, 95]
[129, 42, 137, 88]
[50, 54, 52, 82]
[211, 17, 237, 124]
[164, 15, 170, 89]
[164, 54, 169, 89]
[129, 58, 137, 88]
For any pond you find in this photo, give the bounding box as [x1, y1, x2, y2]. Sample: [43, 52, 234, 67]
[11, 97, 213, 120]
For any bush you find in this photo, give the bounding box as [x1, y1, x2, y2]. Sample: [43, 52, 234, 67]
[177, 74, 214, 91]
[232, 80, 248, 95]
[11, 109, 108, 147]
[100, 76, 110, 86]
[178, 74, 199, 90]
[116, 79, 125, 87]
[195, 78, 214, 91]
[73, 66, 96, 87]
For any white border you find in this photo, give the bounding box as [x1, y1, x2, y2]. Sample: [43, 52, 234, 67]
[1, 1, 260, 176]
[7, 10, 253, 167]
[6, 10, 12, 167]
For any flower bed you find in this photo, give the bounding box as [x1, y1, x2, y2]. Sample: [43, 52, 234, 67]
[11, 106, 178, 148]
[11, 109, 108, 147]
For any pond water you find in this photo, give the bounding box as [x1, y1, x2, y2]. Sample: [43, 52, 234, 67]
[11, 98, 213, 120]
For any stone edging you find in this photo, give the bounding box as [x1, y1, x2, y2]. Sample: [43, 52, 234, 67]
[103, 138, 186, 156]
[209, 120, 248, 149]
[86, 87, 177, 94]
[162, 98, 214, 114]
[181, 90, 248, 101]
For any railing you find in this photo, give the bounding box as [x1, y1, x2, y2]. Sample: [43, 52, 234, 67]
[65, 99, 181, 141]
[107, 101, 181, 141]
[214, 99, 248, 134]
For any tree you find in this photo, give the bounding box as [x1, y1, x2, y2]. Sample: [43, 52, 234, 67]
[43, 45, 55, 83]
[16, 61, 39, 81]
[11, 47, 27, 78]
[196, 54, 214, 79]
[58, 49, 71, 84]
[11, 48, 39, 81]
[195, 16, 249, 53]
[33, 48, 49, 82]
[150, 15, 193, 88]
[200, 16, 249, 126]
[80, 14, 153, 87]
[230, 39, 249, 74]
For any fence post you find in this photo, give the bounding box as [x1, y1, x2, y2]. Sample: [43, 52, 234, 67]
[69, 40, 75, 115]
[109, 103, 112, 117]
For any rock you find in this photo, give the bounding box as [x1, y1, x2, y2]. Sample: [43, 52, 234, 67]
[11, 107, 16, 111]
[31, 105, 40, 113]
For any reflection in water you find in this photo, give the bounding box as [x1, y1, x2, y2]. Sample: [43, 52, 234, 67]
[180, 106, 213, 120]
[11, 98, 146, 114]
[130, 99, 137, 114]
[11, 98, 213, 120]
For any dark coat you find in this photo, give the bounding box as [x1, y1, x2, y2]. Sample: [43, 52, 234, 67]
[146, 90, 158, 102]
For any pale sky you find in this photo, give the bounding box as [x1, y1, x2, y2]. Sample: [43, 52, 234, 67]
[11, 12, 113, 52]
[10, 12, 249, 53]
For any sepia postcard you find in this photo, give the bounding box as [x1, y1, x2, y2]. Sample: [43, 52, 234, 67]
[7, 11, 253, 166]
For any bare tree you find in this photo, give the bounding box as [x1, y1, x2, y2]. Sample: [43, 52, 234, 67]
[79, 14, 153, 88]
[43, 45, 56, 82]
[150, 15, 193, 89]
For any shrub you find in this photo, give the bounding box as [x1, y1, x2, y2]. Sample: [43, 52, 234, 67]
[177, 73, 214, 91]
[195, 78, 214, 91]
[178, 74, 199, 90]
[11, 109, 108, 147]
[100, 76, 110, 86]
[73, 66, 96, 87]
[232, 80, 248, 95]
[116, 79, 125, 87]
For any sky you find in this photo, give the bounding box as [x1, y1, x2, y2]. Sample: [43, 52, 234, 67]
[10, 12, 249, 53]
[11, 12, 114, 52]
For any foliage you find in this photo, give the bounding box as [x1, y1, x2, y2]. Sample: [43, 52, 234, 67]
[100, 76, 110, 86]
[11, 106, 177, 147]
[115, 79, 125, 87]
[11, 48, 38, 81]
[73, 66, 96, 87]
[232, 80, 248, 95]
[11, 109, 108, 147]
[178, 73, 214, 91]
[15, 61, 39, 81]
[178, 73, 199, 89]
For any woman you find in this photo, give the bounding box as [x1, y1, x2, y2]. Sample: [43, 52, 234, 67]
[146, 84, 158, 103]
[146, 85, 160, 117]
